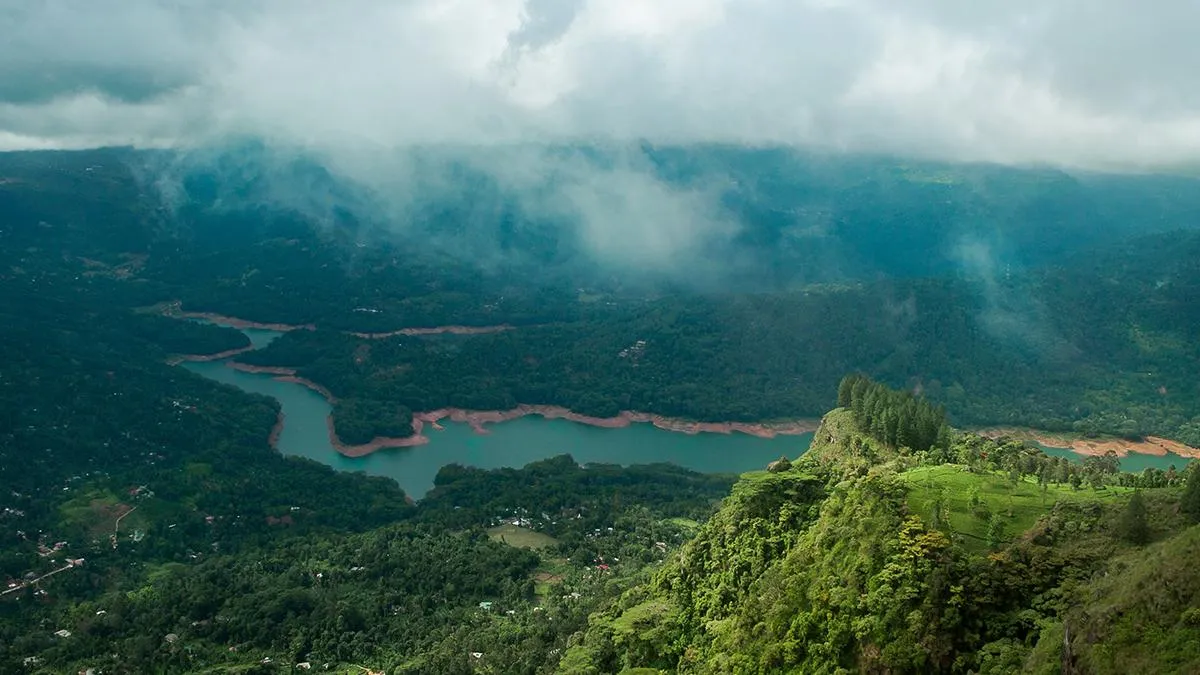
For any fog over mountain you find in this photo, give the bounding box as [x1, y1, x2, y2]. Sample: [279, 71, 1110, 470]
[4, 1, 1200, 285]
[2, 0, 1199, 169]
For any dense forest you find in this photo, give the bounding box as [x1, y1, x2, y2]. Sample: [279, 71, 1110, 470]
[0, 227, 738, 670]
[233, 237, 1200, 445]
[3, 146, 1200, 672]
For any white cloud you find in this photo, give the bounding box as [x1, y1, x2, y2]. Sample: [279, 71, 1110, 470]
[2, 0, 1200, 168]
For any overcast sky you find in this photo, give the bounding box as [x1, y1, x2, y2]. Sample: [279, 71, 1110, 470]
[2, 0, 1199, 169]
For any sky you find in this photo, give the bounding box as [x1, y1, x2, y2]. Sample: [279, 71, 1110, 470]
[2, 0, 1200, 169]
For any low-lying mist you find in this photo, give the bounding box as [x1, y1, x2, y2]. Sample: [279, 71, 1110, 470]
[127, 141, 1200, 293]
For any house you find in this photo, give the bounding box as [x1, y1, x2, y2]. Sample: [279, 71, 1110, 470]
[54, 629, 71, 638]
[478, 601, 493, 611]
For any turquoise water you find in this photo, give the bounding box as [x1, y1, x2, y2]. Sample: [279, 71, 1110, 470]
[241, 327, 284, 350]
[1037, 443, 1191, 473]
[183, 335, 810, 497]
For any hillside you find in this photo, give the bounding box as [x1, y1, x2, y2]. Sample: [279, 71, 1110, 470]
[3, 147, 1200, 673]
[560, 382, 1200, 674]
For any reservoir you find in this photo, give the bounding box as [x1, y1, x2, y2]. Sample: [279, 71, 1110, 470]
[184, 326, 1190, 497]
[1037, 444, 1192, 474]
[184, 328, 811, 497]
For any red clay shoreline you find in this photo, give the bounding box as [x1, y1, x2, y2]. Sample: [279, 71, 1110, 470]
[349, 325, 515, 338]
[161, 302, 316, 332]
[222, 361, 822, 457]
[331, 407, 820, 458]
[268, 412, 285, 448]
[167, 345, 257, 365]
[975, 427, 1200, 460]
[161, 301, 512, 338]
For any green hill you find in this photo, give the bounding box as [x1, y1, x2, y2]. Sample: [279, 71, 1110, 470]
[561, 383, 1200, 674]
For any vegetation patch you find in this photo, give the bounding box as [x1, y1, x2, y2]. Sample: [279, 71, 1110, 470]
[901, 465, 1128, 550]
[487, 524, 560, 550]
[57, 489, 140, 536]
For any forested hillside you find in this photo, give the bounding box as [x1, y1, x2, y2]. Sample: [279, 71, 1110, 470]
[234, 231, 1200, 446]
[560, 378, 1200, 674]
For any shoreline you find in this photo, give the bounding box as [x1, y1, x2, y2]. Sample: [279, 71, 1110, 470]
[334, 406, 820, 458]
[414, 406, 821, 438]
[188, 351, 1200, 464]
[224, 363, 341, 403]
[349, 325, 514, 339]
[268, 412, 285, 449]
[975, 427, 1200, 460]
[218, 360, 820, 458]
[182, 312, 314, 332]
[162, 301, 513, 338]
[166, 344, 257, 365]
[161, 302, 316, 332]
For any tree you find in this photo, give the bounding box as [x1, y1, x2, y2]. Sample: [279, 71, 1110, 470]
[929, 497, 948, 532]
[1182, 466, 1200, 522]
[1116, 491, 1150, 545]
[837, 374, 859, 407]
[986, 515, 1006, 550]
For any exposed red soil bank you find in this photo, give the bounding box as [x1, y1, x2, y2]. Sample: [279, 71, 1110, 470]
[224, 362, 424, 457]
[349, 325, 514, 338]
[319, 407, 818, 459]
[976, 427, 1200, 459]
[234, 365, 820, 458]
[268, 412, 285, 448]
[224, 363, 339, 402]
[166, 345, 256, 365]
[160, 302, 316, 332]
[413, 406, 820, 439]
[162, 301, 512, 338]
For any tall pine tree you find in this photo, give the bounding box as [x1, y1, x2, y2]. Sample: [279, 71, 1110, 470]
[1117, 491, 1150, 545]
[1183, 465, 1200, 522]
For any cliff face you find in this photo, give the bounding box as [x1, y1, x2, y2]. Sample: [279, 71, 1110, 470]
[559, 405, 1200, 675]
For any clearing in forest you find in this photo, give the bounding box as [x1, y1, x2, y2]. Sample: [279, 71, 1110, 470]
[901, 465, 1129, 551]
[487, 524, 559, 550]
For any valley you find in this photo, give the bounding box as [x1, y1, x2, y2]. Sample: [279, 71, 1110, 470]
[3, 146, 1200, 673]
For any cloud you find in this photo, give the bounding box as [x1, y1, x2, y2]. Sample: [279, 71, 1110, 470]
[5, 1, 1200, 284]
[0, 0, 1198, 169]
[950, 236, 1079, 361]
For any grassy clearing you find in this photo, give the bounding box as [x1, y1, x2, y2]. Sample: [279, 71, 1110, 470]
[901, 465, 1129, 551]
[531, 558, 571, 601]
[610, 599, 677, 634]
[664, 517, 701, 532]
[58, 488, 144, 536]
[487, 524, 559, 550]
[485, 526, 567, 601]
